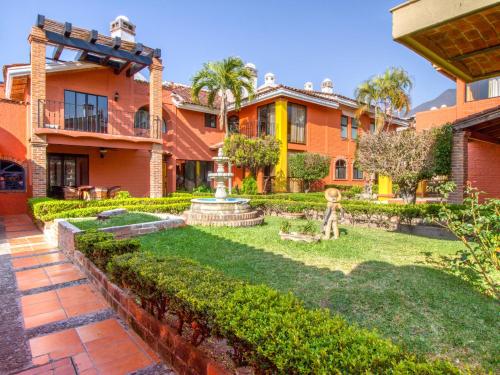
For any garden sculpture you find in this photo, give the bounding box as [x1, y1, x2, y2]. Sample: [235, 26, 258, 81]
[322, 188, 342, 239]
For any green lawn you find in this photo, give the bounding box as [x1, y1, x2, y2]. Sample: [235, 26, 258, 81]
[69, 212, 161, 230]
[139, 216, 499, 372]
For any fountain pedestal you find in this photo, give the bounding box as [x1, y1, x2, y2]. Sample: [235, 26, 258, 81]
[185, 148, 264, 227]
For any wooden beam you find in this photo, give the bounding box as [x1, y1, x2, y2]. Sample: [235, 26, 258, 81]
[36, 14, 45, 28]
[469, 131, 500, 145]
[133, 43, 143, 55]
[115, 60, 132, 75]
[44, 30, 153, 66]
[52, 45, 64, 60]
[451, 43, 500, 61]
[126, 63, 146, 77]
[82, 54, 121, 70]
[64, 22, 72, 37]
[89, 30, 98, 44]
[112, 37, 121, 50]
[154, 48, 161, 58]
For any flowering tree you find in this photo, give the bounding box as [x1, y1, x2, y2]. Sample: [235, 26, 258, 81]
[356, 129, 435, 203]
[288, 153, 331, 193]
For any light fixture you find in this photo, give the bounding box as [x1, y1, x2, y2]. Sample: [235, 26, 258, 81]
[114, 91, 119, 101]
[99, 148, 108, 159]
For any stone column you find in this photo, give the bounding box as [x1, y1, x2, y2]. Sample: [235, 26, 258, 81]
[149, 57, 163, 139]
[449, 130, 469, 204]
[150, 143, 163, 198]
[29, 26, 48, 197]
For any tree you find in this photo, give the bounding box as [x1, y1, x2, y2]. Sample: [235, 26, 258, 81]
[355, 67, 412, 132]
[223, 134, 280, 176]
[356, 129, 436, 203]
[288, 153, 331, 193]
[191, 57, 255, 136]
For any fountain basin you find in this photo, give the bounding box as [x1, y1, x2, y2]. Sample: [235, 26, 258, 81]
[185, 197, 264, 227]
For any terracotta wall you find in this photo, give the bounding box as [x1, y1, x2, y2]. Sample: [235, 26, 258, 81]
[47, 144, 151, 197]
[0, 99, 29, 214]
[468, 139, 500, 200]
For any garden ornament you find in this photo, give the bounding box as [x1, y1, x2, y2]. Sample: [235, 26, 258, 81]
[322, 188, 342, 239]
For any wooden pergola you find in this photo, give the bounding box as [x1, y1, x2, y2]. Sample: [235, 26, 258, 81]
[36, 14, 161, 77]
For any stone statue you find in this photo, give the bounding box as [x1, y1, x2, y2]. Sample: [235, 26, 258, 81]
[322, 188, 342, 239]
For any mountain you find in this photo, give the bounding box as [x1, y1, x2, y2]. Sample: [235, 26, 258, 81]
[409, 88, 456, 117]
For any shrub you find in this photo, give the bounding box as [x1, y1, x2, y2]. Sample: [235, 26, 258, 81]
[75, 229, 113, 257]
[299, 220, 318, 235]
[279, 220, 291, 233]
[242, 176, 258, 195]
[288, 153, 331, 192]
[114, 191, 131, 199]
[192, 185, 212, 193]
[92, 238, 140, 269]
[107, 253, 459, 374]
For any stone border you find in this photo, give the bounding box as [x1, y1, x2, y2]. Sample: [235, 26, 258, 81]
[66, 249, 230, 375]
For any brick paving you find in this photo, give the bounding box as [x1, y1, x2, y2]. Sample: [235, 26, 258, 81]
[0, 215, 175, 375]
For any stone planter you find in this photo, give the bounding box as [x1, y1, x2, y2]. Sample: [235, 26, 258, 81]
[279, 231, 321, 243]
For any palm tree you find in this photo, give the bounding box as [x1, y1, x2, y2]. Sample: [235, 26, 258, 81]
[191, 57, 255, 136]
[355, 67, 412, 132]
[354, 67, 412, 196]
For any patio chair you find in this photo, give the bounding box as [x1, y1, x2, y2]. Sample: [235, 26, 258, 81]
[107, 186, 122, 199]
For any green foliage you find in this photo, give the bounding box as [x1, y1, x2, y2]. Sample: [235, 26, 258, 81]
[299, 220, 318, 235]
[69, 213, 161, 230]
[436, 187, 499, 298]
[108, 252, 459, 374]
[431, 124, 453, 176]
[223, 134, 280, 175]
[75, 229, 113, 257]
[113, 191, 131, 199]
[279, 220, 291, 234]
[288, 153, 331, 192]
[192, 185, 212, 193]
[241, 176, 258, 195]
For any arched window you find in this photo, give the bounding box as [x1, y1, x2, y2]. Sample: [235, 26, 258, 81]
[0, 160, 25, 191]
[335, 159, 346, 180]
[134, 107, 150, 136]
[228, 115, 239, 134]
[353, 164, 363, 180]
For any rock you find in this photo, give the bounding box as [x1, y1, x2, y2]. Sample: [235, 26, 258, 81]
[97, 208, 127, 220]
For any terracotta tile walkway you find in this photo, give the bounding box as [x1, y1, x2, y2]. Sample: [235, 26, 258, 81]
[0, 214, 175, 375]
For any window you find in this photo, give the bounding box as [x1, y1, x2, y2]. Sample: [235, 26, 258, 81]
[287, 103, 306, 143]
[351, 118, 358, 140]
[340, 116, 348, 139]
[228, 115, 239, 133]
[64, 90, 108, 133]
[205, 113, 217, 128]
[353, 164, 363, 180]
[335, 159, 347, 179]
[258, 103, 275, 136]
[176, 160, 213, 191]
[0, 160, 25, 191]
[370, 122, 376, 134]
[162, 113, 171, 134]
[47, 154, 89, 197]
[466, 77, 500, 101]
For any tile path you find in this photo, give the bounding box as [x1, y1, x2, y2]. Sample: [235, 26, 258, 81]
[0, 215, 175, 375]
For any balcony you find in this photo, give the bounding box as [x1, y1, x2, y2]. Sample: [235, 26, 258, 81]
[37, 99, 161, 140]
[231, 119, 275, 138]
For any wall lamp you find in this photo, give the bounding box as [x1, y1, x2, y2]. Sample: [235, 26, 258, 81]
[114, 91, 120, 101]
[99, 148, 108, 159]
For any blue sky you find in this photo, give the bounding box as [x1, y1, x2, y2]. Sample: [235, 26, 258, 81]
[1, 0, 454, 107]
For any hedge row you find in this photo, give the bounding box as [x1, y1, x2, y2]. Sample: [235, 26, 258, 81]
[29, 197, 195, 222]
[106, 251, 459, 374]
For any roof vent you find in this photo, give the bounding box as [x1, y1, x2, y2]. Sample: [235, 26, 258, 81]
[264, 72, 276, 87]
[321, 78, 333, 94]
[304, 82, 314, 91]
[110, 15, 136, 42]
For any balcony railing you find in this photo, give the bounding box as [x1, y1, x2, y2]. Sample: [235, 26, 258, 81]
[230, 119, 275, 138]
[37, 99, 161, 139]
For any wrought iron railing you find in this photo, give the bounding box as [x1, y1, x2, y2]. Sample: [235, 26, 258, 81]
[229, 119, 275, 138]
[37, 99, 161, 139]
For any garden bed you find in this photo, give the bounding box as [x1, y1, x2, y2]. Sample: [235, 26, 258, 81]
[68, 212, 164, 230]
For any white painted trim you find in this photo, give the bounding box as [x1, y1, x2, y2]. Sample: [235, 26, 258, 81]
[5, 61, 101, 99]
[171, 96, 219, 115]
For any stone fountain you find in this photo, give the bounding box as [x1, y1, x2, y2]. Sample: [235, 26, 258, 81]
[185, 148, 264, 227]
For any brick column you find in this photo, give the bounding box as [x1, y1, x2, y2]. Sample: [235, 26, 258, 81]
[150, 144, 163, 198]
[29, 26, 48, 197]
[449, 130, 469, 204]
[149, 57, 163, 139]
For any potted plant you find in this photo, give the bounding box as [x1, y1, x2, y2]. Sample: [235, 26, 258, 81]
[279, 220, 321, 243]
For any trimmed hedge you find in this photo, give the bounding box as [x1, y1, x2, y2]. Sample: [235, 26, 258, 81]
[108, 252, 460, 374]
[75, 230, 140, 270]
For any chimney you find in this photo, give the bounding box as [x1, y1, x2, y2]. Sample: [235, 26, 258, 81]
[264, 72, 276, 87]
[110, 15, 136, 42]
[304, 82, 313, 91]
[245, 62, 258, 90]
[321, 78, 333, 94]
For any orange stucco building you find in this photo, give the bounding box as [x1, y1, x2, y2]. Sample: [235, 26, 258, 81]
[0, 15, 409, 214]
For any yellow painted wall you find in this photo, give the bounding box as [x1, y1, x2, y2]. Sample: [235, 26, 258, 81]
[274, 99, 288, 192]
[378, 175, 393, 201]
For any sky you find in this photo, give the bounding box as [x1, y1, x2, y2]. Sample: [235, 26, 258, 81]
[0, 0, 455, 107]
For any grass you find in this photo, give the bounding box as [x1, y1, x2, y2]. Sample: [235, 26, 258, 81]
[139, 216, 499, 372]
[69, 212, 161, 230]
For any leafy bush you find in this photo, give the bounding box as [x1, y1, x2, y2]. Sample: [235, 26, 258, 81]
[431, 124, 453, 176]
[279, 220, 291, 233]
[75, 229, 113, 257]
[299, 220, 318, 235]
[242, 176, 258, 195]
[108, 252, 459, 374]
[289, 153, 331, 192]
[114, 191, 131, 199]
[192, 185, 212, 193]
